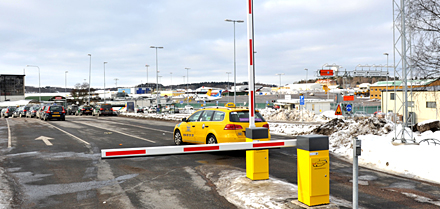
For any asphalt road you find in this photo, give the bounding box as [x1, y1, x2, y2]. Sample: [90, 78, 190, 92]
[0, 115, 438, 208]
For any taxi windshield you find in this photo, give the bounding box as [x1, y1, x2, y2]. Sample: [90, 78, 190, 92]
[229, 111, 265, 122]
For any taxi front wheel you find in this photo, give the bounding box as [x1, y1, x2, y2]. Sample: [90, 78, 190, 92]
[207, 135, 218, 144]
[174, 130, 183, 145]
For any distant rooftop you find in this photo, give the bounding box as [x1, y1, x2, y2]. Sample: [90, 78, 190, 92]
[371, 79, 437, 87]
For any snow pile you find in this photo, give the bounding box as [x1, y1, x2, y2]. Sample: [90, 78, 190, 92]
[311, 118, 392, 154]
[270, 123, 316, 136]
[259, 108, 316, 122]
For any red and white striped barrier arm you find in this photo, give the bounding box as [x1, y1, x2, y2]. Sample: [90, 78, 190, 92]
[101, 139, 297, 159]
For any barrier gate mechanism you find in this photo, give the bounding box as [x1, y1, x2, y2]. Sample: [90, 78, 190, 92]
[101, 139, 296, 158]
[101, 135, 330, 207]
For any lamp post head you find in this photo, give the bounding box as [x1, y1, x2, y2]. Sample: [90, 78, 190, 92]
[150, 46, 155, 48]
[384, 53, 389, 56]
[145, 64, 149, 67]
[237, 20, 244, 23]
[225, 19, 232, 22]
[88, 54, 91, 56]
[65, 71, 68, 73]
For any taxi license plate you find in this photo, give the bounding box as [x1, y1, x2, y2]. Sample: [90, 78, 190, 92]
[86, 110, 90, 112]
[105, 110, 109, 112]
[52, 115, 60, 117]
[54, 112, 59, 114]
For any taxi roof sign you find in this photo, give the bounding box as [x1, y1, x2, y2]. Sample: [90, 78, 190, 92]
[335, 104, 342, 115]
[225, 102, 236, 108]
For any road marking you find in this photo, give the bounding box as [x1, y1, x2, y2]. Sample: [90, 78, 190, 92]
[35, 136, 54, 146]
[6, 119, 11, 148]
[77, 117, 173, 133]
[43, 122, 91, 146]
[72, 121, 156, 143]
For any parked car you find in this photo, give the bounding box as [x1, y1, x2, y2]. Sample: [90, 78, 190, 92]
[1, 106, 17, 118]
[67, 105, 79, 115]
[173, 104, 269, 145]
[92, 104, 114, 116]
[147, 106, 157, 113]
[36, 106, 46, 119]
[12, 106, 23, 118]
[26, 105, 40, 118]
[136, 107, 144, 113]
[41, 104, 66, 121]
[76, 105, 94, 116]
[18, 106, 31, 118]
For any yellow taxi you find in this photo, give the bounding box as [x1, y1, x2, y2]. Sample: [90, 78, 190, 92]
[173, 104, 270, 145]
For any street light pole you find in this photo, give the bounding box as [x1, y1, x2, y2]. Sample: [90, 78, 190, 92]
[170, 72, 173, 91]
[384, 53, 389, 114]
[150, 46, 163, 110]
[26, 65, 41, 103]
[305, 68, 308, 110]
[185, 67, 190, 105]
[88, 54, 92, 105]
[275, 73, 284, 98]
[225, 19, 244, 105]
[65, 71, 68, 94]
[145, 64, 149, 90]
[226, 72, 231, 102]
[275, 73, 284, 88]
[104, 62, 107, 103]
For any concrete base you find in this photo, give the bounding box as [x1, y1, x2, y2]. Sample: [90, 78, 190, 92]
[288, 200, 339, 209]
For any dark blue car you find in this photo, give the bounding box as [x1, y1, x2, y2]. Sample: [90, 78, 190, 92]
[41, 105, 66, 121]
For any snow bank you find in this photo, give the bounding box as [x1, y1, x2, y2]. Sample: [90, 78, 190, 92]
[259, 108, 316, 122]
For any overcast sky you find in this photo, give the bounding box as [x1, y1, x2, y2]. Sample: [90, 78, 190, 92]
[1, 0, 393, 89]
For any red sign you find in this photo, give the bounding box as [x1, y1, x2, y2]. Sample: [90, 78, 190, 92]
[335, 104, 342, 115]
[319, 70, 334, 76]
[343, 96, 354, 101]
[55, 97, 62, 100]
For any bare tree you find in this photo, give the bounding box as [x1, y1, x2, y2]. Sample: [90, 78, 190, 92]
[407, 0, 440, 78]
[70, 82, 94, 105]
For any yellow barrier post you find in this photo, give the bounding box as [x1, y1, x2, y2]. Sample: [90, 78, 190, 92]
[246, 127, 270, 180]
[297, 135, 329, 206]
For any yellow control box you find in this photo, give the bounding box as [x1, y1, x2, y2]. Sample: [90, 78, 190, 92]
[245, 127, 270, 180]
[297, 135, 329, 206]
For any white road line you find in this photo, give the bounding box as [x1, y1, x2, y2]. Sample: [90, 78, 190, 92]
[77, 117, 174, 133]
[72, 121, 156, 143]
[6, 119, 11, 148]
[44, 122, 91, 146]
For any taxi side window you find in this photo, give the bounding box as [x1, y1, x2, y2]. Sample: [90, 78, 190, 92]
[212, 111, 225, 121]
[200, 110, 214, 121]
[188, 111, 203, 122]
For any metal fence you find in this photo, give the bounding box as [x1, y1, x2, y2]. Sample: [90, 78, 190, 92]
[330, 103, 381, 114]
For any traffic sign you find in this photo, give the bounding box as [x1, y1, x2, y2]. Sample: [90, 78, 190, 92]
[346, 104, 352, 112]
[335, 104, 342, 115]
[300, 96, 304, 105]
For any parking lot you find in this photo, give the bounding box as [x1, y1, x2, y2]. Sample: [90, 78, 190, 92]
[0, 115, 438, 208]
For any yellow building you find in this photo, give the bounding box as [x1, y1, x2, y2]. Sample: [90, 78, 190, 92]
[370, 79, 440, 100]
[382, 85, 440, 123]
